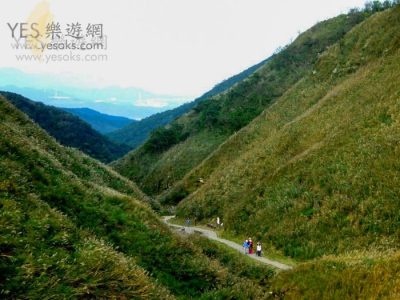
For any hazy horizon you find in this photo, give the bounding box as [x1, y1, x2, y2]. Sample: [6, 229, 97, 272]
[0, 0, 370, 99]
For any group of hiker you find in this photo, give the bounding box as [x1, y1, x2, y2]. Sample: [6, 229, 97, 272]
[243, 238, 262, 257]
[186, 218, 263, 257]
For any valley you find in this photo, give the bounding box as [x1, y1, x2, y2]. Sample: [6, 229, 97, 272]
[1, 2, 400, 299]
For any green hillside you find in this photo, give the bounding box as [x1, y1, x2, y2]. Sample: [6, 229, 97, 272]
[106, 57, 270, 149]
[0, 92, 132, 164]
[169, 5, 400, 297]
[174, 3, 400, 258]
[60, 107, 135, 134]
[112, 9, 371, 197]
[0, 96, 275, 299]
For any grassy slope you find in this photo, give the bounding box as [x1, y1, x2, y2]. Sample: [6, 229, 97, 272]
[0, 96, 169, 299]
[112, 125, 228, 199]
[268, 250, 400, 299]
[173, 6, 400, 297]
[113, 12, 368, 198]
[0, 96, 275, 299]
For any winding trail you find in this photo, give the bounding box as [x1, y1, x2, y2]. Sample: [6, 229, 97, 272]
[163, 216, 293, 271]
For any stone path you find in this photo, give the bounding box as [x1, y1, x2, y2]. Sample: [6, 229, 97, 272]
[163, 216, 293, 271]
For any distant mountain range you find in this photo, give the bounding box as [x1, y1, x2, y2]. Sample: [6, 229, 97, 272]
[60, 107, 136, 133]
[0, 68, 193, 120]
[1, 91, 132, 163]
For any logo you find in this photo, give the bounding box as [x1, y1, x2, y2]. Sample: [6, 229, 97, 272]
[7, 0, 107, 63]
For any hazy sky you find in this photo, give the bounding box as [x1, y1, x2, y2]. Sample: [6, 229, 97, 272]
[0, 0, 369, 97]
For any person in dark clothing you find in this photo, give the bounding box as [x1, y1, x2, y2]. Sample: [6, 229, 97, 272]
[248, 238, 253, 254]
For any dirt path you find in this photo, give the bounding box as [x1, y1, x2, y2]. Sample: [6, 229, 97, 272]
[163, 216, 293, 271]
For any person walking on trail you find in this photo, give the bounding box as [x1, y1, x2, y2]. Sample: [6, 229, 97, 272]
[243, 239, 249, 254]
[186, 218, 190, 227]
[256, 242, 262, 257]
[248, 238, 254, 254]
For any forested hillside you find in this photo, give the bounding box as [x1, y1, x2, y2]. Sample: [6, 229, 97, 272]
[0, 92, 132, 163]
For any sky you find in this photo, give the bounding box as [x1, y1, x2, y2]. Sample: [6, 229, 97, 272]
[0, 0, 370, 98]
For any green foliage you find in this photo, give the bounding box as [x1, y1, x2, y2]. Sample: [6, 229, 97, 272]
[363, 0, 397, 12]
[143, 123, 189, 153]
[194, 73, 271, 133]
[0, 187, 171, 299]
[0, 91, 132, 163]
[112, 129, 228, 197]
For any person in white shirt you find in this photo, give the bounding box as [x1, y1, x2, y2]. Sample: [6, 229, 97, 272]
[256, 242, 262, 257]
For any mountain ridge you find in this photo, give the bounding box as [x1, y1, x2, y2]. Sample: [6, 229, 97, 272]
[60, 107, 136, 133]
[173, 4, 400, 260]
[112, 10, 371, 198]
[106, 57, 270, 148]
[0, 91, 132, 163]
[0, 70, 191, 120]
